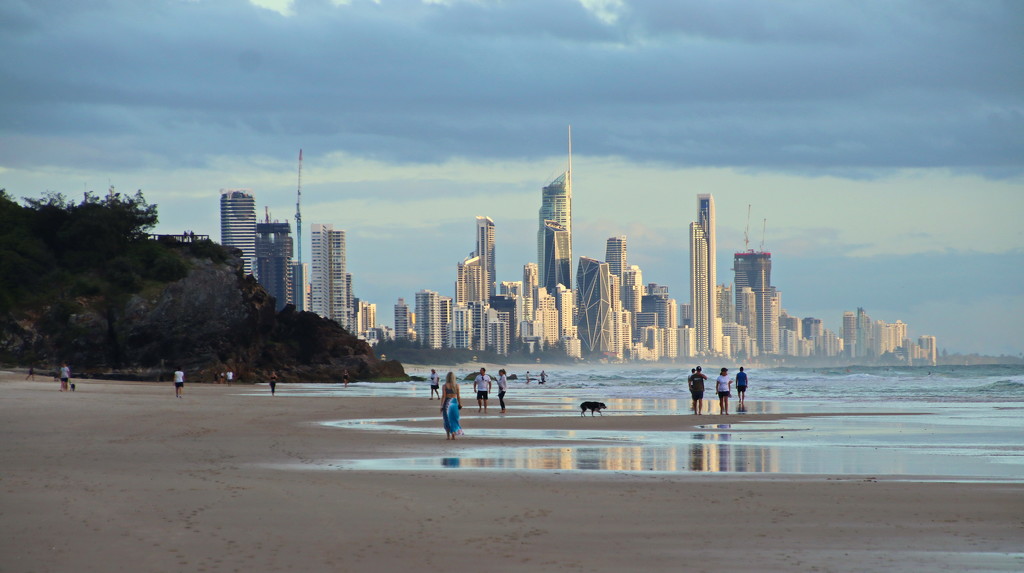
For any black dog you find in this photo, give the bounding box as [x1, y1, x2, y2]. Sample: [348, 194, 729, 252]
[580, 401, 606, 416]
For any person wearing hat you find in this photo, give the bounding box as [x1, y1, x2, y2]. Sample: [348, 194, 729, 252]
[716, 367, 734, 415]
[687, 366, 708, 414]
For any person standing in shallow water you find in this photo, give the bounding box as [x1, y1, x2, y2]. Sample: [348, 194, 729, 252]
[441, 372, 463, 439]
[474, 367, 492, 412]
[716, 367, 733, 415]
[496, 369, 508, 413]
[735, 367, 748, 407]
[688, 366, 707, 414]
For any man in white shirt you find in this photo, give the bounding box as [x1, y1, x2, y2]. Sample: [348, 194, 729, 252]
[474, 367, 492, 413]
[429, 369, 440, 400]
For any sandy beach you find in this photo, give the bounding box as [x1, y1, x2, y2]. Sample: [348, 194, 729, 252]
[2, 372, 1022, 572]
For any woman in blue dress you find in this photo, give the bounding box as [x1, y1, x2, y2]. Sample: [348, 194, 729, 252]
[441, 372, 463, 439]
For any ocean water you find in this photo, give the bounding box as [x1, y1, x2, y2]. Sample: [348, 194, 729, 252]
[274, 364, 1024, 480]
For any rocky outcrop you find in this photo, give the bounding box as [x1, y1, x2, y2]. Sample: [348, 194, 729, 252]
[0, 251, 405, 382]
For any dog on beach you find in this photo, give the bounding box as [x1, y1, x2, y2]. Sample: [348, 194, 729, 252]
[580, 401, 606, 416]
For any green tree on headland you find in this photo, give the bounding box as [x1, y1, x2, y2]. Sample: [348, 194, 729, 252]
[0, 188, 193, 313]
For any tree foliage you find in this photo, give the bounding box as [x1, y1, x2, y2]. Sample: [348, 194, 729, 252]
[0, 188, 194, 313]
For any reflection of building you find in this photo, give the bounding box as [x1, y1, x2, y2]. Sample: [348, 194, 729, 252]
[219, 189, 256, 276]
[576, 257, 613, 356]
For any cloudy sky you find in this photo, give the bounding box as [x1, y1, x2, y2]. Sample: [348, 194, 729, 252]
[2, 0, 1022, 355]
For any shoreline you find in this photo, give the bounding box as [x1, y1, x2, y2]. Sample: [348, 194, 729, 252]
[2, 374, 1022, 572]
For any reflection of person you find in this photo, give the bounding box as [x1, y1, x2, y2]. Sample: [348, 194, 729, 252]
[441, 372, 463, 439]
[716, 368, 733, 415]
[474, 367, 492, 412]
[735, 367, 748, 406]
[497, 369, 508, 413]
[688, 366, 707, 414]
[269, 371, 278, 396]
[429, 369, 440, 400]
[174, 367, 185, 398]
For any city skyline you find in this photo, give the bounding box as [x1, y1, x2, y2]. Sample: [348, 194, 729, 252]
[1, 1, 1021, 355]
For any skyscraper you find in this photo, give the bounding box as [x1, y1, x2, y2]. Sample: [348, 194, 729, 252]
[734, 251, 775, 354]
[475, 216, 496, 298]
[255, 218, 293, 311]
[605, 236, 627, 283]
[310, 223, 349, 328]
[541, 221, 572, 295]
[576, 256, 613, 356]
[219, 189, 256, 277]
[394, 298, 411, 340]
[456, 255, 486, 304]
[689, 194, 719, 354]
[537, 128, 573, 290]
[415, 289, 443, 349]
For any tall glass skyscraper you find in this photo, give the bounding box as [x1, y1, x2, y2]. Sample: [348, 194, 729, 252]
[537, 128, 572, 291]
[689, 194, 718, 354]
[255, 220, 293, 311]
[541, 221, 571, 296]
[734, 251, 774, 354]
[219, 189, 256, 277]
[605, 235, 627, 283]
[576, 256, 613, 356]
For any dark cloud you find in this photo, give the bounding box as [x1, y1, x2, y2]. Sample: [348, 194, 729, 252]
[1, 0, 1020, 173]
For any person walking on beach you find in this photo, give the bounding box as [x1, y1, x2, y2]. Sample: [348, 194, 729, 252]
[26, 366, 35, 381]
[688, 366, 707, 414]
[735, 367, 748, 406]
[342, 369, 350, 388]
[269, 370, 278, 396]
[525, 371, 532, 384]
[59, 363, 71, 392]
[174, 366, 185, 398]
[539, 370, 547, 384]
[716, 367, 733, 415]
[474, 367, 492, 412]
[496, 369, 508, 413]
[429, 369, 441, 400]
[441, 372, 463, 439]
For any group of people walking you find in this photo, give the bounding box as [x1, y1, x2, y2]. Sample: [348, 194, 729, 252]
[686, 366, 748, 415]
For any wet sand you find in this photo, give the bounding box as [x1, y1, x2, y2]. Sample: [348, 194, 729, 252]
[2, 374, 1022, 572]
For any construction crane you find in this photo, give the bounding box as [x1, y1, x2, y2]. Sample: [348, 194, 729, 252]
[743, 204, 752, 252]
[294, 149, 303, 265]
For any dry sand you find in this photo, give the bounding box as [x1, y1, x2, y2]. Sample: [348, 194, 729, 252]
[2, 373, 1021, 572]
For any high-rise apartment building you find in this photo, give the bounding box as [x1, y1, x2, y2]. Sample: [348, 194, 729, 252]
[605, 236, 627, 283]
[456, 255, 486, 304]
[394, 298, 411, 340]
[255, 220, 293, 311]
[689, 194, 719, 354]
[475, 216, 496, 299]
[220, 189, 257, 277]
[310, 223, 349, 328]
[415, 290, 444, 349]
[537, 129, 573, 290]
[522, 263, 538, 323]
[576, 256, 613, 356]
